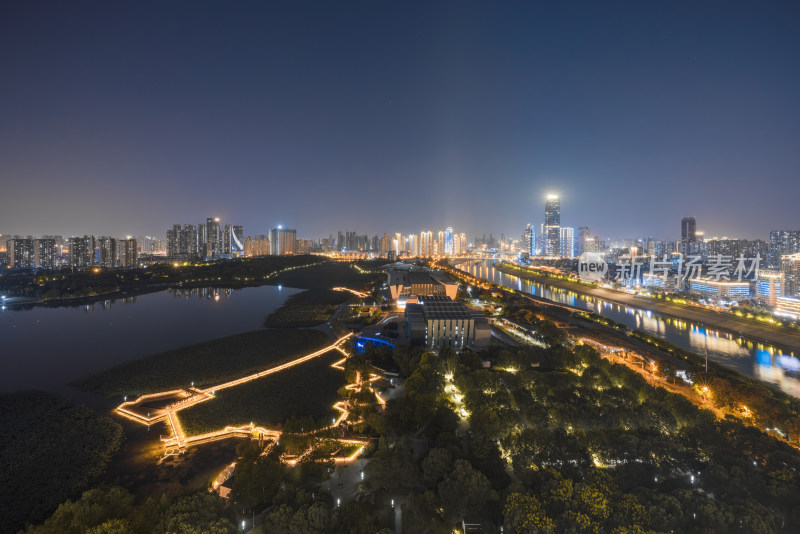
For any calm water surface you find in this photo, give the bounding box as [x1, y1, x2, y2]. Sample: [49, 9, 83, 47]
[0, 285, 299, 394]
[463, 260, 800, 398]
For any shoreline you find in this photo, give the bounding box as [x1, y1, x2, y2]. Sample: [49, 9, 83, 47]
[491, 261, 800, 353]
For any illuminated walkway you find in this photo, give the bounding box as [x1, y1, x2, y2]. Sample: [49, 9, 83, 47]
[115, 333, 355, 453]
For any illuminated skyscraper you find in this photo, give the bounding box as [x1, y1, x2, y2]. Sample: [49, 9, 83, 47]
[578, 227, 591, 255]
[68, 236, 95, 269]
[206, 217, 220, 259]
[782, 253, 800, 297]
[8, 238, 35, 269]
[543, 194, 560, 256]
[270, 227, 296, 255]
[97, 236, 117, 267]
[120, 238, 138, 268]
[559, 227, 575, 258]
[418, 231, 431, 257]
[523, 224, 535, 256]
[35, 238, 57, 269]
[681, 217, 697, 255]
[444, 227, 454, 255]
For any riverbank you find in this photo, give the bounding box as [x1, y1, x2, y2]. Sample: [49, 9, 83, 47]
[493, 261, 800, 352]
[0, 255, 326, 310]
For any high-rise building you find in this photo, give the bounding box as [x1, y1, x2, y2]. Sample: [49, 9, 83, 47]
[523, 224, 535, 257]
[8, 238, 35, 269]
[578, 227, 591, 255]
[270, 227, 296, 255]
[681, 216, 697, 245]
[559, 227, 575, 258]
[444, 227, 454, 255]
[244, 235, 270, 257]
[120, 238, 138, 268]
[183, 225, 198, 257]
[437, 231, 444, 256]
[756, 270, 784, 307]
[68, 236, 95, 269]
[543, 194, 560, 256]
[206, 217, 220, 259]
[222, 225, 232, 255]
[457, 233, 467, 255]
[167, 224, 200, 259]
[781, 253, 800, 297]
[97, 236, 117, 267]
[770, 230, 800, 268]
[408, 234, 418, 256]
[35, 238, 57, 269]
[420, 231, 433, 257]
[167, 225, 181, 258]
[380, 233, 390, 256]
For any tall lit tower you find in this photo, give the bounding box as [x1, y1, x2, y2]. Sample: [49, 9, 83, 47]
[444, 227, 454, 255]
[206, 217, 221, 259]
[681, 217, 696, 243]
[544, 194, 560, 257]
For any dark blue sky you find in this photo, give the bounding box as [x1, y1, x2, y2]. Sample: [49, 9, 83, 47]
[1, 1, 798, 241]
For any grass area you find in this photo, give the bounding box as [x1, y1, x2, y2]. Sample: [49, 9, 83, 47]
[263, 289, 350, 327]
[72, 329, 331, 398]
[178, 351, 343, 435]
[270, 261, 385, 290]
[0, 391, 123, 532]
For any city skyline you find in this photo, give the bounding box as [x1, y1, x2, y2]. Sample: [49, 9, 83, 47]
[2, 2, 799, 239]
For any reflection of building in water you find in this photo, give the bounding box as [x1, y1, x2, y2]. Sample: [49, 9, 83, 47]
[168, 287, 234, 301]
[633, 310, 667, 337]
[688, 325, 750, 358]
[754, 347, 800, 397]
[79, 296, 138, 312]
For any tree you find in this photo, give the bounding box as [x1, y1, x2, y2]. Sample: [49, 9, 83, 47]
[85, 519, 134, 534]
[156, 493, 235, 534]
[504, 493, 555, 534]
[437, 459, 493, 521]
[30, 487, 134, 534]
[422, 447, 453, 488]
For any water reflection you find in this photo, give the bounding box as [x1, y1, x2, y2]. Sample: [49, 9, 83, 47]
[463, 259, 800, 398]
[0, 285, 298, 393]
[167, 287, 233, 301]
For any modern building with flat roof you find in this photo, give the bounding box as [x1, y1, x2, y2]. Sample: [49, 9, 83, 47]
[756, 270, 784, 307]
[782, 253, 800, 297]
[405, 296, 491, 351]
[776, 296, 800, 320]
[387, 267, 458, 304]
[689, 278, 750, 299]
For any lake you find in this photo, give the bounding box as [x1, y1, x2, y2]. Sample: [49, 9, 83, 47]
[0, 285, 300, 394]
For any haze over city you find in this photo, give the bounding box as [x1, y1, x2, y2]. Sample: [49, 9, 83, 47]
[2, 1, 799, 239]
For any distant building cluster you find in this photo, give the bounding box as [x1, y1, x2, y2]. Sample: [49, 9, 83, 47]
[166, 218, 243, 260]
[522, 195, 582, 259]
[2, 234, 138, 270]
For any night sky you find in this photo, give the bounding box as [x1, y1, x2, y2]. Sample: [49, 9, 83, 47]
[1, 1, 798, 241]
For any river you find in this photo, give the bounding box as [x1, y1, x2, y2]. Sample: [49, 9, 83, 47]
[0, 285, 300, 395]
[461, 259, 800, 398]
